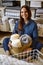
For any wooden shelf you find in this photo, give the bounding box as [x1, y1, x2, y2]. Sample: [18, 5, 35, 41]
[26, 0, 43, 1]
[2, 0, 20, 1]
[0, 7, 6, 17]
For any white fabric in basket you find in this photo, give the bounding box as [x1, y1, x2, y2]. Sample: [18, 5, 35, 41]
[0, 54, 36, 65]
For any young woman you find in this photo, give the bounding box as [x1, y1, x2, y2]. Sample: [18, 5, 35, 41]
[3, 5, 43, 56]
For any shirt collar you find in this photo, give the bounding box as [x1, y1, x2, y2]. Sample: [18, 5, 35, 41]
[24, 19, 32, 25]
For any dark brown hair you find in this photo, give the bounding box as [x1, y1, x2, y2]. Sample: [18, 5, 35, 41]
[18, 5, 31, 31]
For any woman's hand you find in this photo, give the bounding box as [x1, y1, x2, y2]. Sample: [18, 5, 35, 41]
[8, 41, 12, 49]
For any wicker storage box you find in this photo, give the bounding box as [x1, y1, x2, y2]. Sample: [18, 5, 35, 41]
[9, 34, 32, 55]
[10, 41, 32, 55]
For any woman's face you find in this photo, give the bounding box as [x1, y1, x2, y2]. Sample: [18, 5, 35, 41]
[21, 8, 29, 21]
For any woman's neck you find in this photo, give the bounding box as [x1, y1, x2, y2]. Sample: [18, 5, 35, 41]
[24, 19, 29, 24]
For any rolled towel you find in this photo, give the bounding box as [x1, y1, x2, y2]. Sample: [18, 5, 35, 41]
[10, 34, 22, 48]
[20, 34, 32, 45]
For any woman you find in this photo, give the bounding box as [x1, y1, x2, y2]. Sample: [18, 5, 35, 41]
[3, 5, 43, 56]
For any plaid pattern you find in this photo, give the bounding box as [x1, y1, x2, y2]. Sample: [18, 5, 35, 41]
[14, 50, 30, 60]
[13, 49, 38, 60]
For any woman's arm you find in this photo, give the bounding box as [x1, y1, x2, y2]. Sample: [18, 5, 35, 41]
[32, 23, 38, 49]
[33, 23, 38, 41]
[12, 21, 19, 34]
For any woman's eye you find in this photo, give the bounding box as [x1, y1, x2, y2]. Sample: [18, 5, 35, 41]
[21, 11, 28, 13]
[21, 11, 23, 13]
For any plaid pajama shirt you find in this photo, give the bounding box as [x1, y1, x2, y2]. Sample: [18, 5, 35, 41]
[13, 49, 38, 60]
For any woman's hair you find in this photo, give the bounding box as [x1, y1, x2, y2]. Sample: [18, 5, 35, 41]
[18, 5, 31, 31]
